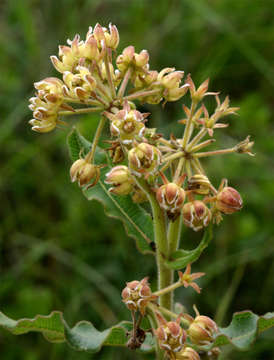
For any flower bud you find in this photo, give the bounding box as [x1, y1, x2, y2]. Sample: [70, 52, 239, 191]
[121, 277, 155, 315]
[216, 186, 243, 214]
[105, 166, 134, 195]
[188, 315, 218, 346]
[188, 174, 211, 195]
[183, 200, 211, 231]
[176, 347, 200, 360]
[155, 320, 187, 353]
[70, 159, 100, 187]
[128, 143, 161, 177]
[156, 183, 185, 214]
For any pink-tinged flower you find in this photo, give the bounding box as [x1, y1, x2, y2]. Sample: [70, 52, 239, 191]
[155, 313, 187, 355]
[121, 277, 157, 315]
[178, 264, 205, 294]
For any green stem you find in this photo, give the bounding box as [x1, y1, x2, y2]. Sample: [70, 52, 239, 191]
[104, 52, 116, 99]
[186, 127, 207, 151]
[166, 215, 183, 309]
[148, 304, 189, 327]
[147, 308, 165, 360]
[58, 107, 103, 116]
[118, 68, 132, 98]
[181, 101, 197, 148]
[134, 178, 172, 310]
[194, 147, 236, 158]
[85, 116, 106, 163]
[124, 88, 161, 101]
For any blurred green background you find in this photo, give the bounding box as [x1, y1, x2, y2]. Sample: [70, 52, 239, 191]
[0, 0, 274, 359]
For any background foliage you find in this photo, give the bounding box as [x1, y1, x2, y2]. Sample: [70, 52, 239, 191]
[0, 0, 273, 359]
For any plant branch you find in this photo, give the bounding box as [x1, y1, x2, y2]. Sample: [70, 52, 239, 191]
[85, 116, 107, 163]
[59, 107, 103, 116]
[194, 147, 236, 158]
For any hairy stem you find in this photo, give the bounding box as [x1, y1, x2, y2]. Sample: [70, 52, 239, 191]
[134, 178, 172, 310]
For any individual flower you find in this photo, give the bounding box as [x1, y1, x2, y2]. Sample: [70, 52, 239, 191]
[121, 277, 156, 315]
[105, 165, 134, 195]
[186, 309, 218, 346]
[156, 173, 186, 218]
[70, 158, 100, 188]
[187, 174, 211, 195]
[105, 101, 147, 144]
[128, 142, 161, 177]
[216, 183, 243, 214]
[93, 23, 119, 50]
[158, 68, 189, 102]
[155, 313, 187, 354]
[178, 264, 205, 294]
[182, 200, 212, 231]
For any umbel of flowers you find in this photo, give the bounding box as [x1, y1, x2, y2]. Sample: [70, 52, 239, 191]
[29, 23, 254, 359]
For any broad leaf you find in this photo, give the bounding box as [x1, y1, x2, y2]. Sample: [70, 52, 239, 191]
[203, 311, 274, 351]
[67, 128, 154, 254]
[165, 226, 212, 270]
[0, 310, 154, 353]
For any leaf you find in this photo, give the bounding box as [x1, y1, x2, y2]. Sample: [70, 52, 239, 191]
[0, 310, 154, 353]
[165, 225, 213, 270]
[0, 311, 65, 343]
[67, 128, 154, 254]
[202, 311, 274, 351]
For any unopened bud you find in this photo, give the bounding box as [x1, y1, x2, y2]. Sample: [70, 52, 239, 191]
[188, 174, 211, 195]
[70, 159, 100, 187]
[183, 200, 211, 231]
[188, 315, 218, 346]
[156, 183, 185, 214]
[216, 186, 243, 214]
[105, 166, 134, 195]
[155, 319, 187, 353]
[121, 277, 155, 315]
[176, 347, 200, 360]
[128, 143, 161, 177]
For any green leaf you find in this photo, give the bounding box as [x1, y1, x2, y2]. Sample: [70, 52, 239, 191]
[67, 128, 154, 254]
[203, 311, 274, 351]
[0, 311, 65, 343]
[165, 225, 213, 270]
[0, 311, 154, 353]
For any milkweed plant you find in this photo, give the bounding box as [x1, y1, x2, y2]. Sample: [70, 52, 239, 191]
[1, 23, 273, 360]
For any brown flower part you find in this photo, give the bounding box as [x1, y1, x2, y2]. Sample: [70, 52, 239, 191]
[128, 142, 161, 177]
[216, 181, 243, 214]
[176, 347, 200, 360]
[105, 165, 134, 195]
[178, 264, 205, 294]
[121, 277, 156, 315]
[156, 173, 186, 217]
[70, 158, 101, 188]
[155, 313, 187, 355]
[182, 200, 212, 232]
[185, 307, 218, 346]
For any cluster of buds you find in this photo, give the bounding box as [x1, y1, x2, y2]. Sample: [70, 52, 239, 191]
[121, 277, 156, 315]
[155, 314, 187, 354]
[128, 142, 161, 177]
[116, 46, 149, 78]
[105, 101, 148, 144]
[105, 165, 134, 195]
[29, 78, 64, 132]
